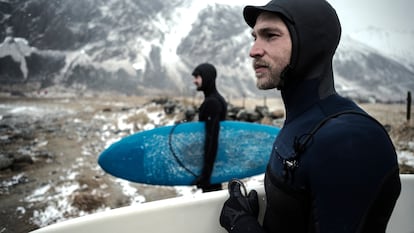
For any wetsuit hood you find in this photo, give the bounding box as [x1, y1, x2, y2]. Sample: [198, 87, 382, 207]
[192, 63, 218, 96]
[243, 0, 341, 121]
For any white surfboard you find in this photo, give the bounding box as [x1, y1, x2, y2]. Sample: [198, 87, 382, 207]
[31, 174, 414, 233]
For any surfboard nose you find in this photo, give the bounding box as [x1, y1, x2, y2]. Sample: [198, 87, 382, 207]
[98, 140, 145, 182]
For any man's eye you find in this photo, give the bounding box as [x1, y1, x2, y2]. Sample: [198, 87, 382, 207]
[267, 33, 278, 38]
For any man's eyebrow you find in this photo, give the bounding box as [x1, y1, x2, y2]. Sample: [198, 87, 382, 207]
[251, 27, 281, 37]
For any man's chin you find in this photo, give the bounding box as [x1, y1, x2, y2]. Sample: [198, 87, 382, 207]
[256, 82, 276, 90]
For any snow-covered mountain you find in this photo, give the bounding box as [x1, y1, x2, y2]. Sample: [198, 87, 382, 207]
[334, 35, 414, 102]
[349, 26, 414, 72]
[0, 0, 413, 102]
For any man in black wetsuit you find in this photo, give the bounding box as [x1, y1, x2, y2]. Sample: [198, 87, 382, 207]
[220, 0, 401, 232]
[192, 63, 227, 192]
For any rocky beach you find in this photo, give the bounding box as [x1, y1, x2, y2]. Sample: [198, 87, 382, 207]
[0, 94, 413, 233]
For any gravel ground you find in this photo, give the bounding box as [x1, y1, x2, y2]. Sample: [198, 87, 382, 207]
[0, 94, 413, 233]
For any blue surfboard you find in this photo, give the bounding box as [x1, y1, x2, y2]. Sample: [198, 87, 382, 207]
[98, 121, 280, 186]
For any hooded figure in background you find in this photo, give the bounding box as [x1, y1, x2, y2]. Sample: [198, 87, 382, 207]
[192, 63, 227, 192]
[219, 0, 401, 232]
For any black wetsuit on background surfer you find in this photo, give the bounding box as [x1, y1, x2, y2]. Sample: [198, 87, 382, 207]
[192, 63, 227, 192]
[220, 0, 401, 232]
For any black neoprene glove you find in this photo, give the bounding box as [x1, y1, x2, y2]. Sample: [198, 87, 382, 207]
[220, 180, 259, 232]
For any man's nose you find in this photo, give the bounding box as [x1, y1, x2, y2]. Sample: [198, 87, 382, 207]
[249, 42, 264, 58]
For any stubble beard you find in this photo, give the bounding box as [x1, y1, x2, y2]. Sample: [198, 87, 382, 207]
[256, 66, 280, 90]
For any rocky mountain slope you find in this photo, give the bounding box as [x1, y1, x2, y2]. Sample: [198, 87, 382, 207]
[0, 0, 413, 102]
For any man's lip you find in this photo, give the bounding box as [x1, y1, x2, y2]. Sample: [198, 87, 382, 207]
[255, 66, 268, 73]
[254, 62, 267, 69]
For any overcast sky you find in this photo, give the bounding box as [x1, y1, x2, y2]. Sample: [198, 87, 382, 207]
[329, 0, 413, 33]
[214, 0, 414, 34]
